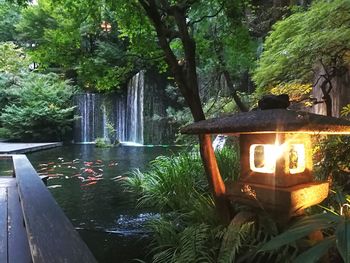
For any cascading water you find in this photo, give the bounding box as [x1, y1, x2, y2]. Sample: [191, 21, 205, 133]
[74, 71, 145, 145]
[76, 93, 96, 143]
[125, 71, 144, 144]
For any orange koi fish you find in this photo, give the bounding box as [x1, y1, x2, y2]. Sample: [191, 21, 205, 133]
[81, 181, 97, 187]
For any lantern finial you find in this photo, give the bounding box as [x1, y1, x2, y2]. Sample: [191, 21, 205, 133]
[258, 94, 290, 110]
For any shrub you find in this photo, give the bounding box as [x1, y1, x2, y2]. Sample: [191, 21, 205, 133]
[95, 137, 112, 148]
[124, 148, 270, 263]
[0, 72, 76, 141]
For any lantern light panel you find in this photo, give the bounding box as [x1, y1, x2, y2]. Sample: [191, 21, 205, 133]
[249, 143, 306, 174]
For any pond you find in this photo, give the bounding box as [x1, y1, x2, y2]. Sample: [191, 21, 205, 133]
[28, 144, 180, 263]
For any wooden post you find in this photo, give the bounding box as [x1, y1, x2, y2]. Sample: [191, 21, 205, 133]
[199, 134, 231, 224]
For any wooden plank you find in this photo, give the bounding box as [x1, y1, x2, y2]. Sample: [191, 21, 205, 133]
[0, 187, 8, 263]
[12, 155, 97, 263]
[8, 183, 31, 263]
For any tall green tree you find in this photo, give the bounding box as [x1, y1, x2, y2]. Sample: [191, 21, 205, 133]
[110, 0, 256, 221]
[15, 0, 134, 90]
[0, 1, 21, 42]
[0, 42, 76, 141]
[253, 0, 350, 116]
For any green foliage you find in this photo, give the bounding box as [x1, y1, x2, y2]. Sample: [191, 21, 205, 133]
[0, 1, 21, 42]
[147, 220, 220, 263]
[124, 148, 294, 262]
[125, 152, 212, 220]
[341, 104, 350, 117]
[0, 42, 29, 73]
[314, 135, 350, 188]
[215, 144, 240, 182]
[253, 0, 350, 93]
[0, 42, 76, 141]
[94, 137, 112, 148]
[192, 0, 257, 84]
[0, 72, 76, 141]
[15, 0, 135, 90]
[0, 127, 9, 138]
[260, 191, 350, 263]
[217, 221, 253, 262]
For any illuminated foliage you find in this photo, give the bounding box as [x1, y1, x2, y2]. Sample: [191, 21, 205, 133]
[253, 0, 350, 102]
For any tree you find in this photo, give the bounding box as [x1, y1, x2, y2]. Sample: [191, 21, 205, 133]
[0, 42, 29, 73]
[253, 0, 350, 116]
[111, 0, 256, 222]
[15, 0, 136, 90]
[0, 1, 21, 42]
[0, 42, 76, 141]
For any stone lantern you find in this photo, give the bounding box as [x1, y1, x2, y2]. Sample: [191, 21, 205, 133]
[181, 96, 350, 218]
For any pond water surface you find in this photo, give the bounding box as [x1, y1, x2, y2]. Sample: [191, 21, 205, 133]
[28, 144, 180, 263]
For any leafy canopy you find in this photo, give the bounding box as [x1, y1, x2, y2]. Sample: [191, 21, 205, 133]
[0, 1, 21, 42]
[0, 42, 29, 73]
[0, 42, 76, 141]
[15, 0, 135, 90]
[253, 0, 350, 93]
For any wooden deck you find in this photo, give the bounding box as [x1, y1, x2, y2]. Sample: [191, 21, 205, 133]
[0, 142, 62, 154]
[0, 155, 97, 263]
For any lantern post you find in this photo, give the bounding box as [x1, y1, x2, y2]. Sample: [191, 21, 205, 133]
[182, 95, 350, 220]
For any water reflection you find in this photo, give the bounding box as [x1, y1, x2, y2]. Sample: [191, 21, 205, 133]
[28, 144, 179, 262]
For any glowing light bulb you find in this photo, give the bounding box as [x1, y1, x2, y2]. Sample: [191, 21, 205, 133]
[249, 143, 305, 174]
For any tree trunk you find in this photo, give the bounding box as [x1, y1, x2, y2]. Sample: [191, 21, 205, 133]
[138, 0, 231, 223]
[199, 134, 231, 223]
[223, 70, 249, 112]
[320, 80, 333, 117]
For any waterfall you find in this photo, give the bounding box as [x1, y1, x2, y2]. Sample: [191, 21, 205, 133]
[125, 71, 144, 144]
[102, 104, 108, 141]
[212, 135, 227, 151]
[74, 72, 145, 145]
[77, 93, 96, 143]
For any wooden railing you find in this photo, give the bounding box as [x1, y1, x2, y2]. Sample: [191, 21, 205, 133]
[1, 154, 97, 263]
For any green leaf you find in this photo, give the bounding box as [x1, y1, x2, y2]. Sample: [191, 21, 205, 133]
[293, 236, 336, 263]
[260, 214, 334, 251]
[336, 219, 350, 263]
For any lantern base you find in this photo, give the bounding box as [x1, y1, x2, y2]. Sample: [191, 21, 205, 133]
[226, 181, 329, 217]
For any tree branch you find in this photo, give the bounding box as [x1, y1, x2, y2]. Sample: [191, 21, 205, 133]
[188, 5, 224, 26]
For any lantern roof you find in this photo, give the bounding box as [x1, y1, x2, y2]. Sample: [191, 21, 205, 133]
[181, 109, 350, 135]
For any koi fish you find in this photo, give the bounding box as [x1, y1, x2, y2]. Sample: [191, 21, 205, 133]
[48, 185, 62, 189]
[87, 176, 98, 181]
[84, 168, 95, 174]
[48, 162, 55, 165]
[38, 163, 48, 167]
[81, 181, 97, 187]
[111, 176, 122, 180]
[47, 174, 59, 177]
[96, 159, 103, 163]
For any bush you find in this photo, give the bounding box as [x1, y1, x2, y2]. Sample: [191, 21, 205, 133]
[0, 72, 76, 141]
[124, 148, 267, 263]
[95, 137, 112, 148]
